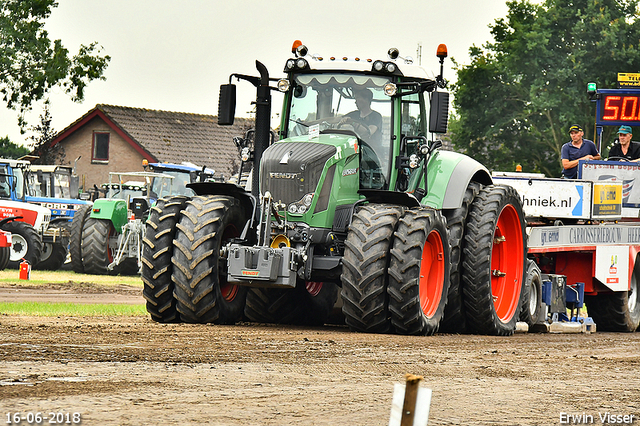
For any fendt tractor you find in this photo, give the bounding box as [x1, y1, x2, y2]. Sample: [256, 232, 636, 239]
[494, 81, 640, 333]
[141, 42, 528, 336]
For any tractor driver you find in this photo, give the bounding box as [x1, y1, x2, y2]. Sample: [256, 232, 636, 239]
[339, 88, 383, 144]
[561, 124, 601, 179]
[608, 125, 640, 162]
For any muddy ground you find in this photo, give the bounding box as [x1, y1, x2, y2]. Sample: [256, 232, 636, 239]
[0, 282, 639, 426]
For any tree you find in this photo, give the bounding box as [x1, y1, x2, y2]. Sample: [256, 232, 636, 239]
[450, 0, 640, 176]
[0, 0, 110, 130]
[28, 100, 62, 164]
[0, 135, 29, 158]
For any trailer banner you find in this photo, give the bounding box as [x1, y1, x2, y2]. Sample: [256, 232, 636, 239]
[580, 160, 640, 208]
[528, 225, 640, 248]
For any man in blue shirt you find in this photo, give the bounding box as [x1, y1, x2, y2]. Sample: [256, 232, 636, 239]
[561, 124, 601, 178]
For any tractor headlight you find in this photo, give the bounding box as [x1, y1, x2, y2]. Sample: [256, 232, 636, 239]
[241, 147, 251, 162]
[288, 192, 314, 215]
[277, 79, 291, 92]
[296, 58, 308, 69]
[373, 60, 384, 72]
[409, 154, 420, 169]
[384, 83, 397, 96]
[286, 59, 296, 70]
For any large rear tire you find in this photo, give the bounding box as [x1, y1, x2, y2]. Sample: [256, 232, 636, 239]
[519, 259, 543, 327]
[388, 208, 450, 335]
[585, 255, 640, 332]
[69, 204, 91, 273]
[462, 185, 526, 335]
[142, 197, 188, 323]
[81, 218, 118, 275]
[172, 195, 247, 324]
[340, 204, 403, 333]
[440, 182, 481, 333]
[3, 221, 43, 269]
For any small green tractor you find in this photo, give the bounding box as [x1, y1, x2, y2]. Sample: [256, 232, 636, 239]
[141, 42, 527, 335]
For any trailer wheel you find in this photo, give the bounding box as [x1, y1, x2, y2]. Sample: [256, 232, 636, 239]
[462, 185, 526, 335]
[3, 221, 43, 269]
[35, 242, 68, 270]
[81, 218, 118, 275]
[69, 205, 91, 273]
[172, 195, 247, 324]
[519, 259, 543, 327]
[141, 196, 188, 323]
[440, 181, 481, 333]
[0, 246, 9, 271]
[340, 204, 404, 333]
[585, 256, 640, 332]
[387, 208, 450, 335]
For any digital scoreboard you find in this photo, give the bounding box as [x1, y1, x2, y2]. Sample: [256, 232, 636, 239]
[596, 89, 640, 126]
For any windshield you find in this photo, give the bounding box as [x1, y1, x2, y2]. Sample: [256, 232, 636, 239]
[286, 73, 393, 184]
[150, 171, 194, 197]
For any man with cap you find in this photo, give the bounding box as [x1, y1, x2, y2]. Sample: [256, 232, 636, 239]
[561, 124, 601, 178]
[608, 125, 640, 162]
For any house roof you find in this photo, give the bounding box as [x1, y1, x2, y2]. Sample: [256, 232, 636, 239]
[50, 104, 254, 178]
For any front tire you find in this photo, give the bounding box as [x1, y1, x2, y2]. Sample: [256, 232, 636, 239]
[462, 185, 526, 335]
[81, 218, 118, 275]
[142, 196, 188, 323]
[69, 205, 91, 273]
[388, 208, 450, 335]
[2, 221, 43, 269]
[172, 195, 248, 324]
[340, 204, 404, 333]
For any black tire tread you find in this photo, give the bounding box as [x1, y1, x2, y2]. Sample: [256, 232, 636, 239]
[388, 208, 450, 335]
[2, 221, 43, 269]
[142, 196, 188, 323]
[340, 204, 403, 333]
[461, 185, 526, 336]
[172, 195, 247, 324]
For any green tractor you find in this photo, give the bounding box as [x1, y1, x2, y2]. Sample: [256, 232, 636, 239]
[70, 172, 175, 275]
[141, 42, 527, 335]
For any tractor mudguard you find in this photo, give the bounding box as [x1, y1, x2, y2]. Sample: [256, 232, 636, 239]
[358, 189, 421, 208]
[188, 181, 258, 243]
[89, 199, 128, 232]
[421, 150, 493, 210]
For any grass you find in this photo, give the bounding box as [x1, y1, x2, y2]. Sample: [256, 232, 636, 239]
[0, 301, 147, 316]
[0, 269, 143, 288]
[0, 269, 145, 317]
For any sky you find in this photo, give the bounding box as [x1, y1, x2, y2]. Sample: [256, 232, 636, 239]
[0, 0, 511, 149]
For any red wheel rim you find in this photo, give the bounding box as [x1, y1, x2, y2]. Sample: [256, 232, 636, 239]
[419, 229, 446, 318]
[220, 223, 240, 302]
[491, 204, 524, 322]
[305, 281, 323, 296]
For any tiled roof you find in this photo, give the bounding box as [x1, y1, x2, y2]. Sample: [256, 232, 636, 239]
[97, 105, 253, 178]
[54, 104, 254, 178]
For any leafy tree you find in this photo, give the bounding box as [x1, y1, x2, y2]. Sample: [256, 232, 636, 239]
[0, 0, 110, 130]
[0, 135, 29, 158]
[28, 100, 63, 164]
[450, 0, 640, 176]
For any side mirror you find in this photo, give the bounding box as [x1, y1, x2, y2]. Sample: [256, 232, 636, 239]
[429, 91, 449, 134]
[218, 84, 237, 125]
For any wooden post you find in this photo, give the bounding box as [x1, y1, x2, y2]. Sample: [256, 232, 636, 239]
[400, 374, 423, 426]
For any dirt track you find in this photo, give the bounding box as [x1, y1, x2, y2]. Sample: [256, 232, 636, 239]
[1, 283, 639, 426]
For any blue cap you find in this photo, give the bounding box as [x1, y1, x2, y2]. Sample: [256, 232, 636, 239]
[618, 125, 633, 134]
